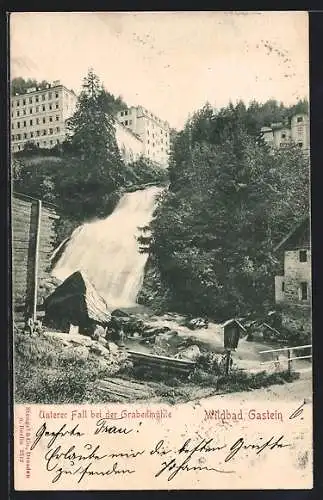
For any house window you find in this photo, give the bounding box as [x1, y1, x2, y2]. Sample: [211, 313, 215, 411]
[24, 133, 27, 139]
[55, 93, 59, 98]
[37, 142, 40, 147]
[30, 132, 34, 138]
[49, 116, 53, 122]
[42, 105, 46, 111]
[55, 115, 59, 121]
[30, 119, 33, 126]
[55, 103, 59, 109]
[43, 140, 47, 146]
[36, 106, 39, 112]
[56, 127, 60, 133]
[17, 100, 20, 106]
[298, 142, 303, 148]
[297, 116, 303, 123]
[49, 104, 52, 110]
[23, 121, 26, 127]
[299, 250, 307, 262]
[17, 133, 21, 140]
[48, 92, 52, 100]
[29, 97, 32, 103]
[22, 99, 26, 105]
[36, 118, 39, 125]
[300, 282, 308, 301]
[17, 111, 20, 117]
[36, 96, 39, 103]
[49, 128, 53, 134]
[42, 94, 45, 101]
[23, 110, 26, 115]
[121, 111, 124, 117]
[125, 120, 128, 126]
[43, 117, 46, 124]
[281, 133, 286, 139]
[36, 130, 40, 136]
[17, 122, 20, 128]
[29, 108, 32, 114]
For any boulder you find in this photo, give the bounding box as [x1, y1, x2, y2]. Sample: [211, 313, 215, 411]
[175, 345, 201, 361]
[70, 345, 90, 360]
[107, 342, 120, 356]
[90, 342, 111, 359]
[185, 318, 209, 330]
[44, 270, 111, 331]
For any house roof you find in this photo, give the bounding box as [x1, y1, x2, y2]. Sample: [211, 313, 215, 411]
[274, 216, 310, 252]
[221, 318, 246, 332]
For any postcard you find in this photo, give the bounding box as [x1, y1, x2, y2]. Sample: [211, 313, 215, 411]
[10, 11, 312, 490]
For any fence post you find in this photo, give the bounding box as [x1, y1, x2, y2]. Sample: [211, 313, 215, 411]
[287, 348, 292, 375]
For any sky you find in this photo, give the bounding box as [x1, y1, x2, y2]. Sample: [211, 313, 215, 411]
[10, 11, 309, 130]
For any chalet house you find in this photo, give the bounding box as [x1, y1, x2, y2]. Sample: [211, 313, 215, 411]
[274, 216, 311, 334]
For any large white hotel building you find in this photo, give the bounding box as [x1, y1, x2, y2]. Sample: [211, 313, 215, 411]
[11, 81, 170, 167]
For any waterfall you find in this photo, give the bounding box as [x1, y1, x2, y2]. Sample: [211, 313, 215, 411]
[52, 186, 163, 309]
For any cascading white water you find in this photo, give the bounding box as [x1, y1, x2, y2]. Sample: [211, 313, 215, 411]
[52, 186, 163, 309]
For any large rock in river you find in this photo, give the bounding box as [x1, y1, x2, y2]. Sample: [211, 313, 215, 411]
[44, 270, 111, 331]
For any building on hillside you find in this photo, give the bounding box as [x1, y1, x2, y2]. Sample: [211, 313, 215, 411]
[11, 80, 78, 152]
[274, 216, 311, 335]
[114, 120, 144, 164]
[260, 113, 310, 154]
[116, 106, 170, 167]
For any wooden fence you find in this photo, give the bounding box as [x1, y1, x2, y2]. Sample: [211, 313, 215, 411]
[12, 192, 60, 326]
[259, 344, 312, 374]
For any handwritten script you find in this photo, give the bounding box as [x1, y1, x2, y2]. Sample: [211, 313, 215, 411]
[29, 418, 292, 484]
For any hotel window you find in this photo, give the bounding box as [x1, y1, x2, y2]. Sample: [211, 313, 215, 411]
[42, 94, 45, 101]
[24, 133, 27, 139]
[36, 130, 40, 136]
[11, 123, 14, 129]
[23, 121, 26, 127]
[298, 142, 303, 148]
[50, 140, 53, 145]
[42, 130, 47, 135]
[49, 116, 53, 122]
[49, 104, 52, 110]
[30, 132, 34, 138]
[55, 115, 59, 121]
[48, 92, 52, 100]
[18, 145, 21, 151]
[55, 103, 59, 109]
[29, 108, 33, 114]
[30, 119, 33, 126]
[299, 250, 307, 262]
[56, 139, 60, 144]
[17, 134, 21, 140]
[17, 100, 20, 106]
[300, 282, 308, 301]
[42, 105, 46, 112]
[36, 118, 39, 125]
[281, 281, 285, 292]
[56, 127, 60, 133]
[297, 116, 303, 123]
[147, 140, 150, 144]
[125, 120, 128, 126]
[281, 133, 286, 139]
[17, 122, 20, 128]
[23, 99, 26, 105]
[17, 111, 20, 117]
[36, 106, 39, 112]
[11, 135, 14, 141]
[43, 117, 46, 124]
[55, 92, 59, 98]
[43, 140, 47, 146]
[37, 142, 40, 147]
[36, 96, 39, 103]
[121, 111, 124, 116]
[49, 128, 53, 135]
[29, 97, 32, 104]
[23, 110, 26, 115]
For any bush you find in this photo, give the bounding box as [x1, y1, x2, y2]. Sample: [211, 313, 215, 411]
[14, 332, 128, 403]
